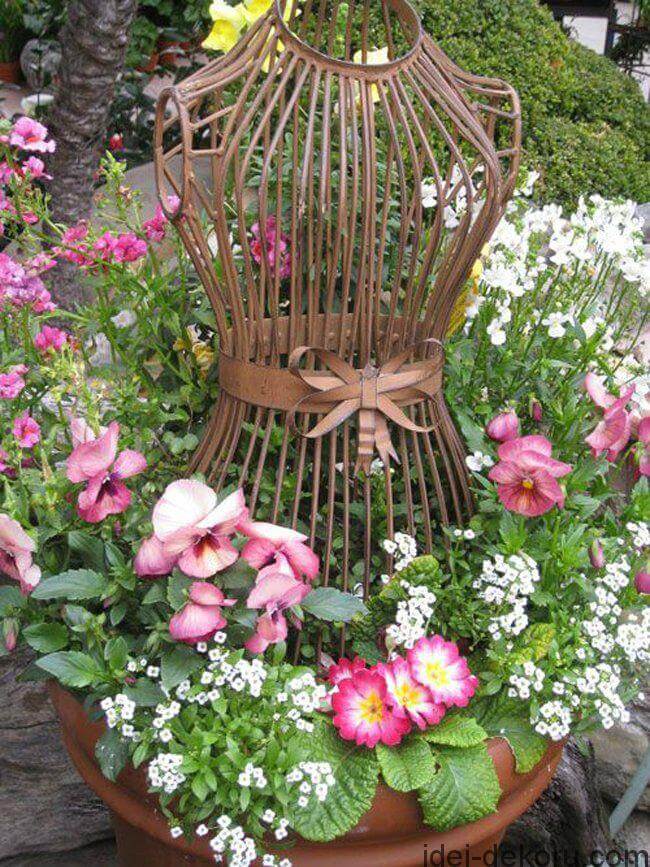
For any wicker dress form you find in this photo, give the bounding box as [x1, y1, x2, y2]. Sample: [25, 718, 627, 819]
[153, 0, 521, 594]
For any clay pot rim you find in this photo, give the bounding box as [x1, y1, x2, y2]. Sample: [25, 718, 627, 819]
[50, 682, 564, 863]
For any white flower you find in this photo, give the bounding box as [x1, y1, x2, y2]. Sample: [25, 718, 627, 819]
[487, 317, 506, 346]
[542, 311, 572, 338]
[111, 309, 136, 328]
[466, 451, 493, 472]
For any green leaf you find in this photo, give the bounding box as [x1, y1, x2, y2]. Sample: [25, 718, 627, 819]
[475, 695, 547, 773]
[301, 588, 367, 622]
[418, 744, 500, 831]
[287, 718, 379, 842]
[124, 679, 165, 707]
[67, 531, 105, 571]
[161, 645, 204, 691]
[423, 714, 487, 748]
[23, 622, 69, 653]
[510, 623, 555, 666]
[376, 737, 437, 792]
[95, 728, 129, 782]
[36, 651, 104, 688]
[105, 636, 129, 671]
[0, 585, 25, 615]
[32, 569, 107, 601]
[167, 573, 193, 610]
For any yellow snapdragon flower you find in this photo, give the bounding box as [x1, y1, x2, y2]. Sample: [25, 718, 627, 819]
[353, 46, 389, 103]
[242, 0, 273, 24]
[203, 1, 247, 53]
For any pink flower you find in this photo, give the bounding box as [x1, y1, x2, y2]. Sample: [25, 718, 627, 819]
[152, 481, 246, 578]
[0, 513, 41, 594]
[488, 435, 572, 517]
[635, 572, 650, 595]
[22, 212, 39, 225]
[377, 657, 446, 730]
[584, 373, 634, 462]
[66, 421, 146, 523]
[143, 204, 169, 242]
[12, 412, 40, 448]
[240, 519, 319, 582]
[584, 373, 635, 413]
[328, 656, 367, 687]
[22, 156, 51, 179]
[588, 540, 605, 570]
[134, 534, 178, 578]
[633, 416, 650, 478]
[531, 399, 543, 423]
[0, 448, 15, 478]
[0, 368, 26, 399]
[169, 581, 236, 644]
[93, 232, 118, 261]
[113, 232, 147, 263]
[407, 635, 478, 708]
[108, 133, 125, 152]
[9, 117, 56, 153]
[34, 325, 69, 353]
[331, 668, 412, 748]
[486, 411, 520, 443]
[56, 223, 90, 265]
[244, 566, 311, 654]
[250, 216, 291, 280]
[69, 416, 104, 448]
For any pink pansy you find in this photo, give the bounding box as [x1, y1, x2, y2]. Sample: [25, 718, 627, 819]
[245, 568, 311, 654]
[169, 581, 236, 644]
[34, 325, 69, 353]
[635, 572, 650, 595]
[486, 411, 520, 443]
[331, 668, 412, 748]
[113, 232, 147, 263]
[0, 513, 41, 594]
[152, 482, 246, 579]
[22, 156, 51, 180]
[488, 435, 572, 517]
[69, 416, 104, 448]
[377, 657, 446, 730]
[134, 534, 179, 578]
[0, 368, 26, 399]
[328, 656, 368, 687]
[66, 421, 146, 523]
[407, 635, 478, 708]
[585, 408, 632, 462]
[12, 412, 40, 448]
[240, 519, 320, 581]
[9, 117, 55, 153]
[584, 373, 635, 414]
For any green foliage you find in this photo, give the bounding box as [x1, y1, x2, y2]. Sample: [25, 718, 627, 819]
[31, 569, 108, 602]
[475, 695, 547, 774]
[301, 587, 367, 622]
[287, 719, 379, 841]
[414, 0, 650, 205]
[423, 714, 487, 748]
[160, 645, 205, 691]
[376, 736, 438, 792]
[418, 744, 501, 831]
[23, 622, 68, 653]
[95, 728, 129, 782]
[36, 651, 105, 688]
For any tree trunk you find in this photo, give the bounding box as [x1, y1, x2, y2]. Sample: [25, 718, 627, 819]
[46, 0, 138, 307]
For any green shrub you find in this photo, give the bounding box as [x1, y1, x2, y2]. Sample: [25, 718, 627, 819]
[414, 0, 650, 205]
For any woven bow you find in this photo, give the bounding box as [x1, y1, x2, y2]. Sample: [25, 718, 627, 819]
[287, 339, 444, 474]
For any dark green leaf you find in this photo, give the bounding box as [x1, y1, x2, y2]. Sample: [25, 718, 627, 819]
[36, 651, 105, 688]
[23, 622, 69, 653]
[32, 570, 107, 601]
[301, 588, 367, 622]
[95, 728, 129, 782]
[161, 645, 204, 691]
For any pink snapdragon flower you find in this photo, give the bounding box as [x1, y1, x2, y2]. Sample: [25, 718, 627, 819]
[377, 657, 446, 730]
[245, 565, 311, 654]
[12, 412, 40, 448]
[151, 481, 246, 578]
[407, 635, 478, 708]
[22, 156, 51, 180]
[169, 581, 236, 644]
[113, 232, 147, 263]
[142, 197, 179, 242]
[56, 223, 90, 265]
[240, 519, 319, 582]
[66, 421, 147, 523]
[0, 513, 41, 594]
[584, 373, 634, 462]
[331, 668, 412, 748]
[9, 117, 55, 153]
[488, 435, 572, 517]
[250, 216, 291, 280]
[34, 325, 69, 354]
[328, 656, 368, 687]
[486, 411, 520, 443]
[0, 367, 26, 399]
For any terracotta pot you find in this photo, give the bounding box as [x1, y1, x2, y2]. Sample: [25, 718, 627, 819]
[0, 60, 22, 84]
[50, 683, 564, 867]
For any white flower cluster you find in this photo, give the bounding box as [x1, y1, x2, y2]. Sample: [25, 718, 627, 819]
[616, 609, 650, 665]
[286, 761, 336, 808]
[148, 752, 185, 794]
[278, 671, 329, 733]
[533, 700, 573, 740]
[473, 553, 540, 641]
[386, 579, 437, 650]
[237, 762, 268, 789]
[627, 521, 650, 550]
[465, 451, 494, 473]
[100, 693, 137, 738]
[175, 650, 268, 705]
[421, 165, 483, 229]
[208, 815, 257, 867]
[508, 661, 545, 700]
[382, 532, 418, 571]
[582, 556, 632, 655]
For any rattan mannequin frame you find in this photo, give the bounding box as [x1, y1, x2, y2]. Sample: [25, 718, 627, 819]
[154, 0, 521, 609]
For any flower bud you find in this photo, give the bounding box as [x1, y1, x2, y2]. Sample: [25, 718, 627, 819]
[486, 411, 520, 443]
[635, 571, 650, 595]
[588, 540, 605, 570]
[530, 398, 543, 423]
[3, 618, 17, 652]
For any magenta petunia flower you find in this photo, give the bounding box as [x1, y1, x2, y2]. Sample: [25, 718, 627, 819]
[377, 657, 446, 730]
[66, 421, 146, 523]
[12, 412, 40, 448]
[169, 581, 236, 644]
[9, 117, 56, 153]
[407, 635, 478, 708]
[152, 481, 246, 578]
[0, 513, 41, 594]
[22, 156, 51, 180]
[486, 410, 520, 443]
[488, 435, 572, 517]
[331, 668, 412, 748]
[240, 519, 319, 582]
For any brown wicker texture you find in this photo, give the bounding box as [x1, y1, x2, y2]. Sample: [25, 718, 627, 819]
[153, 0, 521, 610]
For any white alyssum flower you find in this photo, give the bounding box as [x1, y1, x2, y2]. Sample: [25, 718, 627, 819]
[465, 451, 494, 472]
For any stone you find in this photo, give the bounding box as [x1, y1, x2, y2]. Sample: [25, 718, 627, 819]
[614, 809, 650, 852]
[0, 647, 112, 860]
